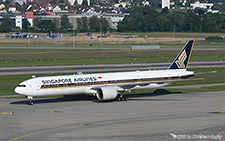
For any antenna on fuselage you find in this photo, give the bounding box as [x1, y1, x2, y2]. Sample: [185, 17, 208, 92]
[77, 72, 84, 75]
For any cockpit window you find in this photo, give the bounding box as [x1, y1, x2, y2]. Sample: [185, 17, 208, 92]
[18, 85, 26, 87]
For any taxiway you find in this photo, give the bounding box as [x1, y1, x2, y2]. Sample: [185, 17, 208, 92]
[1, 91, 225, 141]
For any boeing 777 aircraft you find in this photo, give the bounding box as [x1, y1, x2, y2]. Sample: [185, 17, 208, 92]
[15, 40, 196, 105]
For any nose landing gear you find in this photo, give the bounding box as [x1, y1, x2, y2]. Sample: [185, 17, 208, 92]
[26, 96, 34, 105]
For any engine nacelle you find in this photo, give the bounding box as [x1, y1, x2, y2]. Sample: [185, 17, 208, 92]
[96, 86, 118, 101]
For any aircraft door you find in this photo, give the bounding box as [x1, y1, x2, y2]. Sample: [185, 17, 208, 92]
[136, 71, 141, 82]
[35, 82, 41, 90]
[168, 74, 171, 80]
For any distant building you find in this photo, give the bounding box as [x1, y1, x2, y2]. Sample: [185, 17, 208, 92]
[190, 1, 213, 9]
[142, 0, 150, 6]
[14, 0, 27, 6]
[207, 9, 219, 13]
[0, 14, 24, 29]
[15, 15, 23, 29]
[8, 0, 16, 13]
[114, 2, 129, 8]
[32, 13, 124, 30]
[32, 0, 68, 6]
[0, 4, 6, 13]
[162, 0, 170, 9]
[68, 0, 76, 5]
[26, 11, 34, 26]
[77, 0, 90, 6]
[104, 14, 124, 29]
[0, 7, 126, 30]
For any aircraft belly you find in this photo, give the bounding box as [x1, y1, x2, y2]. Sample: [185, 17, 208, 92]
[34, 87, 88, 96]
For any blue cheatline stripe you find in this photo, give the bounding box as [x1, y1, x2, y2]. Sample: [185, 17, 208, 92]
[40, 75, 193, 89]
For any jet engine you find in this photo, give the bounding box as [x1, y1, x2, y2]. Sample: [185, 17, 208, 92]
[96, 86, 118, 101]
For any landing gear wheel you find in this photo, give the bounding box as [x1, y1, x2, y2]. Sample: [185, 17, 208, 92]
[124, 97, 128, 101]
[115, 96, 121, 101]
[115, 95, 128, 102]
[29, 100, 34, 105]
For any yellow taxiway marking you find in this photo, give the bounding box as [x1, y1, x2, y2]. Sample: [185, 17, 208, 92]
[9, 127, 66, 141]
[0, 112, 14, 115]
[51, 111, 63, 113]
[9, 112, 160, 141]
[82, 123, 97, 126]
[8, 123, 98, 141]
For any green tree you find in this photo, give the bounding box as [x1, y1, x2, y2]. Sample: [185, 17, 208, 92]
[215, 14, 225, 32]
[117, 6, 159, 32]
[33, 17, 40, 27]
[196, 8, 207, 15]
[77, 18, 82, 32]
[22, 19, 31, 32]
[186, 12, 202, 32]
[99, 17, 110, 31]
[61, 15, 73, 31]
[201, 13, 217, 32]
[37, 20, 52, 32]
[117, 16, 129, 32]
[89, 16, 99, 32]
[0, 16, 13, 32]
[131, 6, 144, 32]
[77, 17, 89, 32]
[167, 11, 187, 31]
[161, 7, 169, 14]
[150, 0, 160, 8]
[155, 15, 170, 31]
[49, 21, 57, 32]
[82, 0, 88, 6]
[88, 16, 110, 32]
[142, 6, 159, 31]
[81, 17, 89, 32]
[117, 5, 225, 32]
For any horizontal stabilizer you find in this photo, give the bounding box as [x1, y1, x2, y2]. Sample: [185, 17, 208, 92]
[195, 71, 217, 75]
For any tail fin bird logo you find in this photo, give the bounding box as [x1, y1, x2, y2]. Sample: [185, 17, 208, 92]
[175, 50, 187, 68]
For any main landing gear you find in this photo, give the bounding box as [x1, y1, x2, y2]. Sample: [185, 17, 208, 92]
[26, 96, 34, 105]
[115, 92, 128, 101]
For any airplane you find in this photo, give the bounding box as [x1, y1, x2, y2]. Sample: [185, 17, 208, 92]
[15, 40, 196, 105]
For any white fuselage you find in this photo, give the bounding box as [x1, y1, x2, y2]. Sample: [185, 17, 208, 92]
[14, 69, 194, 97]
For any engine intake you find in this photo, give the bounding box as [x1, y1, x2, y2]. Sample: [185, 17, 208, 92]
[96, 86, 118, 101]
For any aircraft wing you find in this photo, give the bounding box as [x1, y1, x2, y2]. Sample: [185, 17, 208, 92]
[92, 78, 203, 92]
[116, 78, 204, 90]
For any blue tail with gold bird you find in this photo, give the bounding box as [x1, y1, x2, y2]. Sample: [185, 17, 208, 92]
[168, 40, 194, 70]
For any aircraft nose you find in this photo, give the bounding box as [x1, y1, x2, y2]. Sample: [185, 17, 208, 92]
[14, 87, 21, 94]
[14, 86, 27, 96]
[14, 87, 20, 94]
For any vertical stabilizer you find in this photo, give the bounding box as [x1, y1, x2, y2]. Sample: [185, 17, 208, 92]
[168, 40, 194, 69]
